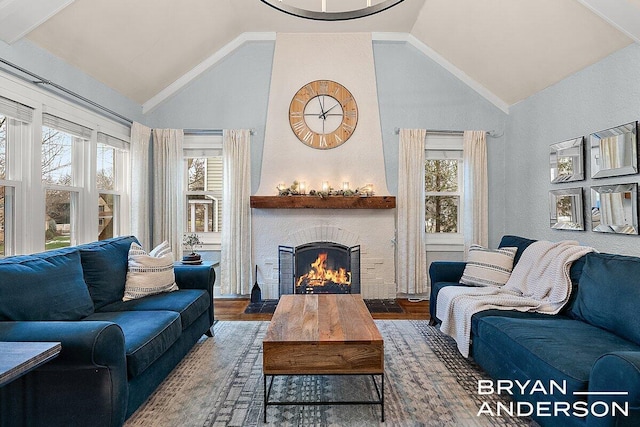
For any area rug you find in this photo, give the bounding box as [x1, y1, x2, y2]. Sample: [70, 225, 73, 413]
[125, 321, 536, 427]
[244, 299, 403, 315]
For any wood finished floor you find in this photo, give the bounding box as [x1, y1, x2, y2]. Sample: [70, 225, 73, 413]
[214, 298, 430, 321]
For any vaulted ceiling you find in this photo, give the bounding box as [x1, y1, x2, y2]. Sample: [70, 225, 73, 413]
[1, 0, 638, 113]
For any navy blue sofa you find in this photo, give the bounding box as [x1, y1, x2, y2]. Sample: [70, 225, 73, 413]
[0, 236, 215, 427]
[429, 235, 640, 427]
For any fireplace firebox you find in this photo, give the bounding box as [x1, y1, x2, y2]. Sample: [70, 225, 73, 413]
[279, 242, 360, 295]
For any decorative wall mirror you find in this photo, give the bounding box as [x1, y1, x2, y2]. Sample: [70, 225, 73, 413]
[590, 183, 638, 234]
[549, 188, 584, 230]
[590, 122, 638, 178]
[550, 137, 584, 183]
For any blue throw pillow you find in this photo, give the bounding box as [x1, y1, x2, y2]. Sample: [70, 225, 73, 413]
[498, 235, 536, 266]
[79, 236, 138, 310]
[0, 250, 94, 321]
[570, 252, 640, 346]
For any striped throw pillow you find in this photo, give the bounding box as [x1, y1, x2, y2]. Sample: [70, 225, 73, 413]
[123, 241, 178, 301]
[460, 245, 517, 287]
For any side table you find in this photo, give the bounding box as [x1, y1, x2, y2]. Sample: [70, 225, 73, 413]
[0, 342, 62, 387]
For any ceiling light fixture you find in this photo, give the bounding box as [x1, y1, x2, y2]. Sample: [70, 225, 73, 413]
[260, 0, 406, 21]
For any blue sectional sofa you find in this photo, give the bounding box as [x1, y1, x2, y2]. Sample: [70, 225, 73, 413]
[0, 236, 215, 427]
[429, 235, 640, 427]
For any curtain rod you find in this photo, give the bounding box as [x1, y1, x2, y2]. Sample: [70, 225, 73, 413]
[184, 128, 256, 136]
[0, 57, 134, 125]
[394, 128, 501, 137]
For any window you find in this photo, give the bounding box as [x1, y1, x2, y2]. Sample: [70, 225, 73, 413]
[0, 115, 6, 256]
[42, 114, 91, 250]
[424, 134, 463, 244]
[183, 134, 223, 246]
[96, 132, 127, 241]
[0, 97, 32, 256]
[0, 73, 130, 254]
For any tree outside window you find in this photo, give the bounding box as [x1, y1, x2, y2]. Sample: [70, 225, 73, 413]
[42, 126, 78, 250]
[425, 154, 462, 234]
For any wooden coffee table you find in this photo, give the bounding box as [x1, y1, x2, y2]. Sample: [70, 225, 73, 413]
[262, 294, 384, 422]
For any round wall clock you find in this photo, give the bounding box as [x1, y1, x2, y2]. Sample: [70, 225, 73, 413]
[288, 80, 358, 150]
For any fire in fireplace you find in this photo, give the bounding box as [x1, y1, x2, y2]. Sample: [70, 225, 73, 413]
[279, 242, 360, 295]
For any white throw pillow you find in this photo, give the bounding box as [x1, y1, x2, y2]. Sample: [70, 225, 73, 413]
[459, 244, 517, 287]
[123, 241, 178, 301]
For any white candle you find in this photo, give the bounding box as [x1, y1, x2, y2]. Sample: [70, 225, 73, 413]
[342, 181, 350, 191]
[322, 181, 329, 192]
[299, 181, 306, 194]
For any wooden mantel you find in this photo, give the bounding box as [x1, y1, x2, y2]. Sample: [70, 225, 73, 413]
[250, 195, 396, 209]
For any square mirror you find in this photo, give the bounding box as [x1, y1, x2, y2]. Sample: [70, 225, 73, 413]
[549, 188, 584, 231]
[590, 183, 638, 234]
[590, 122, 638, 178]
[550, 137, 584, 183]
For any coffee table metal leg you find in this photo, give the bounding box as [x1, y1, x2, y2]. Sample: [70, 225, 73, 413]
[264, 374, 276, 423]
[381, 374, 385, 421]
[370, 374, 384, 422]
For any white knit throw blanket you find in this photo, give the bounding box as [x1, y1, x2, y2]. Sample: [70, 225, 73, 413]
[436, 240, 595, 357]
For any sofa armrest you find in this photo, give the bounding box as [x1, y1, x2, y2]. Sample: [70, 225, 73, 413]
[0, 321, 128, 427]
[174, 262, 216, 329]
[587, 351, 640, 427]
[429, 261, 467, 284]
[428, 261, 466, 323]
[0, 320, 125, 368]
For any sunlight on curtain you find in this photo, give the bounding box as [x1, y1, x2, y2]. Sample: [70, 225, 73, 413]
[463, 130, 488, 254]
[599, 136, 620, 169]
[220, 129, 252, 295]
[600, 192, 626, 225]
[397, 128, 428, 295]
[152, 128, 184, 258]
[130, 122, 152, 250]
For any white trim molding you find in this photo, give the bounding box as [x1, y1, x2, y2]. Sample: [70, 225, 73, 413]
[576, 0, 640, 45]
[372, 32, 510, 114]
[142, 32, 277, 114]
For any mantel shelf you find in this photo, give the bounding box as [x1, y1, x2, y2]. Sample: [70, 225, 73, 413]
[250, 195, 396, 209]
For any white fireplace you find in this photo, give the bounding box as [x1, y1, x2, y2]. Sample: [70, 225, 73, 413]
[251, 33, 396, 299]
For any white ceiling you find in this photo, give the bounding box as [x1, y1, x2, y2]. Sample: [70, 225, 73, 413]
[2, 0, 637, 111]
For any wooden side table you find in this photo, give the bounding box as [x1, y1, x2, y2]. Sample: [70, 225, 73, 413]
[0, 342, 62, 387]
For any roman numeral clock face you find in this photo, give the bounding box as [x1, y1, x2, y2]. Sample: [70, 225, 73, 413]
[289, 80, 358, 150]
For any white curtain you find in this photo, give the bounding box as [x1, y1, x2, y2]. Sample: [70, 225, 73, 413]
[600, 192, 626, 225]
[397, 129, 428, 295]
[130, 122, 152, 250]
[463, 130, 488, 253]
[220, 129, 252, 295]
[152, 128, 184, 258]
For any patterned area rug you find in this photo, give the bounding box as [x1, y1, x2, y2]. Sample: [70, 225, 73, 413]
[125, 321, 537, 426]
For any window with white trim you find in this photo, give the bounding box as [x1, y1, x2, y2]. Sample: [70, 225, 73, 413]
[41, 114, 91, 250]
[0, 96, 32, 256]
[97, 132, 127, 240]
[183, 133, 223, 247]
[425, 133, 464, 244]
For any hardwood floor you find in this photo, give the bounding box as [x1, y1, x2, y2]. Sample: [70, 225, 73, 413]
[214, 297, 430, 321]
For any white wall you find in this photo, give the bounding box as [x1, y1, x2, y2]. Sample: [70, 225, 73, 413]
[504, 43, 640, 256]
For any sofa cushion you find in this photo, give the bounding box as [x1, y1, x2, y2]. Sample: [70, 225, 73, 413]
[460, 244, 517, 287]
[99, 289, 209, 331]
[0, 250, 94, 321]
[123, 241, 178, 301]
[570, 252, 640, 346]
[84, 310, 181, 378]
[79, 236, 138, 310]
[473, 315, 640, 393]
[498, 235, 536, 266]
